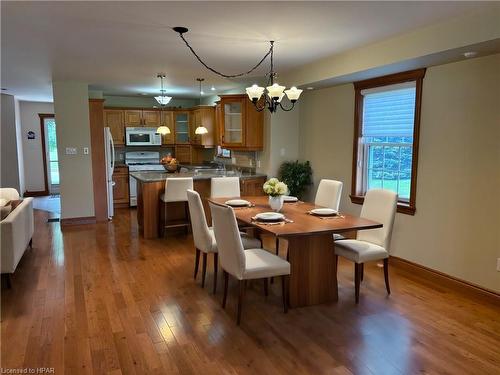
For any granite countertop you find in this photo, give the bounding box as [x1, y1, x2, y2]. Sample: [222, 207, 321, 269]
[130, 170, 267, 183]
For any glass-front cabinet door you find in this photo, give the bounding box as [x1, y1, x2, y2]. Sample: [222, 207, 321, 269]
[221, 98, 244, 147]
[175, 112, 190, 144]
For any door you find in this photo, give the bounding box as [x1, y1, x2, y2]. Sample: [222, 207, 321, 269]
[124, 110, 143, 126]
[43, 116, 60, 194]
[104, 110, 125, 145]
[142, 110, 160, 126]
[160, 111, 175, 145]
[175, 112, 190, 144]
[221, 98, 245, 147]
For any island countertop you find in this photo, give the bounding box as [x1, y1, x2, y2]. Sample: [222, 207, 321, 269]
[130, 170, 267, 183]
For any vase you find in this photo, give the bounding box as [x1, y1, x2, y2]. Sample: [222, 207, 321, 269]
[268, 195, 284, 212]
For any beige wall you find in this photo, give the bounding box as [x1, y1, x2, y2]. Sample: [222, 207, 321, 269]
[53, 82, 95, 219]
[19, 101, 54, 192]
[298, 54, 500, 292]
[1, 94, 22, 192]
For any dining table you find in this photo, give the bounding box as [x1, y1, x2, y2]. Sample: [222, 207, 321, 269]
[208, 196, 383, 308]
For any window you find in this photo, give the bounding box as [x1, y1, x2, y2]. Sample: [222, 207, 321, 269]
[350, 69, 425, 215]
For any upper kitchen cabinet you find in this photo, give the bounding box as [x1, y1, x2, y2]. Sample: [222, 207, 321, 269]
[160, 110, 175, 145]
[104, 109, 125, 145]
[218, 94, 263, 150]
[175, 111, 190, 144]
[124, 109, 160, 127]
[191, 106, 215, 147]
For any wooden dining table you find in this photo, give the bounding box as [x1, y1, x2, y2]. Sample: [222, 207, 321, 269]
[209, 196, 383, 308]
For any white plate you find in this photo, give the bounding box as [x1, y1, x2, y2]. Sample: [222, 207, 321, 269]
[310, 208, 338, 216]
[283, 195, 298, 202]
[225, 199, 251, 207]
[255, 212, 285, 222]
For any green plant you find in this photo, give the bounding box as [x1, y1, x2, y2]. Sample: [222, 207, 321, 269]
[278, 160, 313, 198]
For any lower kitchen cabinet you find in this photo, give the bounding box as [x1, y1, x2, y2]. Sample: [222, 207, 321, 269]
[240, 176, 266, 196]
[113, 166, 129, 208]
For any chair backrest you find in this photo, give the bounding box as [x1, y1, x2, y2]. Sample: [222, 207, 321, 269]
[357, 189, 398, 250]
[0, 188, 20, 201]
[211, 177, 240, 198]
[209, 202, 245, 279]
[186, 189, 213, 253]
[164, 178, 193, 202]
[314, 179, 343, 211]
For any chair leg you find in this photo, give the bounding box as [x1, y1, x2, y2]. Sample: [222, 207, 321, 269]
[281, 275, 288, 313]
[335, 255, 338, 272]
[222, 271, 229, 308]
[201, 253, 207, 288]
[213, 253, 218, 294]
[354, 263, 361, 304]
[29, 238, 33, 249]
[163, 202, 167, 238]
[360, 263, 364, 281]
[383, 258, 391, 295]
[237, 280, 245, 325]
[271, 237, 280, 284]
[194, 248, 200, 279]
[263, 278, 268, 297]
[184, 202, 190, 235]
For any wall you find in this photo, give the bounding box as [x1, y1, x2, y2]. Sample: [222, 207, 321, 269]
[18, 101, 54, 192]
[52, 82, 95, 219]
[103, 95, 199, 109]
[1, 94, 21, 192]
[14, 98, 24, 194]
[298, 54, 500, 292]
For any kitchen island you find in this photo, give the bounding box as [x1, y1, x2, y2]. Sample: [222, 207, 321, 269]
[130, 171, 267, 239]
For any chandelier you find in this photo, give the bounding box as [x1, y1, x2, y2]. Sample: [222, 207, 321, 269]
[173, 27, 302, 113]
[154, 73, 172, 106]
[155, 73, 171, 135]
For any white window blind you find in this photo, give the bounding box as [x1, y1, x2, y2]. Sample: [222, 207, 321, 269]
[361, 82, 416, 138]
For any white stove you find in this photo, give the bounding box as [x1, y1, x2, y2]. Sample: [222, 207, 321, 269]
[125, 151, 164, 206]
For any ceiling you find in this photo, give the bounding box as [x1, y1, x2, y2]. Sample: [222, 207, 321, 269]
[1, 1, 491, 102]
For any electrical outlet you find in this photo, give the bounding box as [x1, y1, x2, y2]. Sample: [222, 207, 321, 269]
[83, 147, 89, 155]
[65, 147, 77, 155]
[497, 258, 500, 272]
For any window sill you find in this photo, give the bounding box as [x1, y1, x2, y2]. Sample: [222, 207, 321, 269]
[350, 195, 416, 215]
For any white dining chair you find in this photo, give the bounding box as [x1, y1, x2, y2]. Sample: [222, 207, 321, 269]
[315, 179, 344, 240]
[209, 202, 290, 325]
[187, 190, 261, 293]
[160, 177, 193, 236]
[334, 189, 397, 303]
[211, 177, 241, 198]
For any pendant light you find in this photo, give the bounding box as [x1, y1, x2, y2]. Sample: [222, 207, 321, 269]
[195, 78, 208, 135]
[155, 73, 171, 135]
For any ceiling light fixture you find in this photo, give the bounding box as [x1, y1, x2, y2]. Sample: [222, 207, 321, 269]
[463, 51, 477, 58]
[211, 86, 216, 91]
[195, 78, 208, 135]
[154, 73, 172, 106]
[173, 27, 301, 113]
[155, 73, 171, 135]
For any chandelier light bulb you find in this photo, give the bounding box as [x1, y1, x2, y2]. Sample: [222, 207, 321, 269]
[266, 83, 286, 100]
[284, 86, 303, 102]
[246, 84, 265, 102]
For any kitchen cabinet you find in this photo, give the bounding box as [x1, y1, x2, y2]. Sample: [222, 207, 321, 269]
[218, 94, 263, 150]
[191, 106, 215, 147]
[175, 144, 193, 164]
[112, 165, 129, 208]
[175, 112, 190, 144]
[240, 176, 266, 196]
[160, 110, 175, 145]
[124, 109, 160, 127]
[104, 109, 125, 145]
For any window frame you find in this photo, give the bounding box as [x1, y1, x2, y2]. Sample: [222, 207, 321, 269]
[350, 68, 426, 215]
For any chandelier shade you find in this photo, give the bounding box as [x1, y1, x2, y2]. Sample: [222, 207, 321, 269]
[156, 126, 171, 135]
[195, 126, 208, 135]
[154, 95, 172, 105]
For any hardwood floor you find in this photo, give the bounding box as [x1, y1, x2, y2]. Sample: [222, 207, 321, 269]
[2, 209, 499, 374]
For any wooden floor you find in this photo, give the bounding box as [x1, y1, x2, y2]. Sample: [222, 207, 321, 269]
[1, 209, 499, 375]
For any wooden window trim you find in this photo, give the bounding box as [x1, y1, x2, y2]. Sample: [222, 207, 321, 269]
[350, 68, 426, 216]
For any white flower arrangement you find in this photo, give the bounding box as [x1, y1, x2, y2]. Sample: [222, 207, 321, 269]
[263, 178, 288, 197]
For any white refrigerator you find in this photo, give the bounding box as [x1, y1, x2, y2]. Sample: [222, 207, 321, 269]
[104, 127, 115, 219]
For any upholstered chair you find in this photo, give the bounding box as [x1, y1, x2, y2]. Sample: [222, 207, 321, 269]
[315, 179, 344, 240]
[160, 177, 193, 236]
[210, 177, 240, 198]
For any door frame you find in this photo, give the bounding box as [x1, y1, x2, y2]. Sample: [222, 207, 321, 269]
[38, 113, 55, 196]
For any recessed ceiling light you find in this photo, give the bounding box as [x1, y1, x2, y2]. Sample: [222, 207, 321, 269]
[200, 91, 205, 95]
[211, 86, 216, 91]
[306, 87, 314, 90]
[463, 51, 477, 58]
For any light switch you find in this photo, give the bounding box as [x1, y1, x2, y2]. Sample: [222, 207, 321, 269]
[65, 147, 77, 155]
[83, 147, 89, 155]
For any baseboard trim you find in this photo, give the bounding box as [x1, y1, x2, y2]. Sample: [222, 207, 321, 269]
[390, 256, 500, 306]
[60, 216, 96, 226]
[24, 190, 49, 197]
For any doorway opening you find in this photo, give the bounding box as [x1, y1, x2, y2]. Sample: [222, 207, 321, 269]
[39, 114, 59, 194]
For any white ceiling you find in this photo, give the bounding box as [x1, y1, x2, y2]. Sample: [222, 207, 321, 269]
[1, 1, 490, 102]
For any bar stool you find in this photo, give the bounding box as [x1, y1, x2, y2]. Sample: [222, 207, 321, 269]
[210, 177, 241, 198]
[160, 177, 193, 236]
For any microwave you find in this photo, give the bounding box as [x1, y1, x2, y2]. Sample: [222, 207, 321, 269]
[125, 127, 162, 146]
